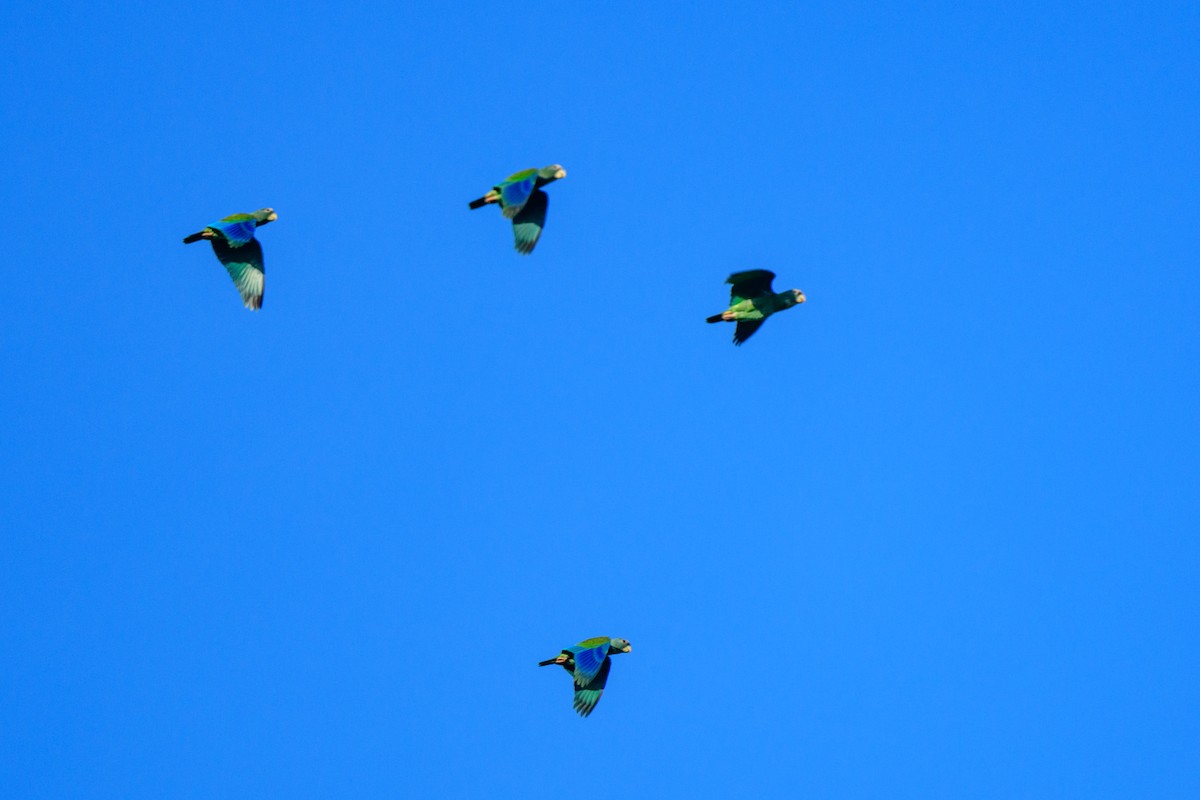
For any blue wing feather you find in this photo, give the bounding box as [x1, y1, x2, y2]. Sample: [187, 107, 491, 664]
[210, 218, 258, 247]
[499, 179, 535, 218]
[497, 169, 538, 219]
[566, 639, 612, 687]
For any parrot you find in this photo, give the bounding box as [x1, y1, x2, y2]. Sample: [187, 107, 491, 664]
[182, 208, 277, 309]
[706, 269, 805, 345]
[538, 636, 632, 717]
[468, 165, 566, 254]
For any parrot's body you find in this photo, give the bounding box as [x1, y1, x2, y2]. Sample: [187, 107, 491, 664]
[706, 269, 805, 345]
[469, 165, 566, 254]
[538, 636, 632, 717]
[183, 208, 277, 310]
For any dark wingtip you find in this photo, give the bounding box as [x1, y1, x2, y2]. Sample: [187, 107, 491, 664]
[182, 232, 204, 244]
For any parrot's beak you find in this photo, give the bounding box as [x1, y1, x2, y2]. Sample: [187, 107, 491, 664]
[266, 211, 279, 223]
[556, 168, 567, 180]
[622, 644, 632, 653]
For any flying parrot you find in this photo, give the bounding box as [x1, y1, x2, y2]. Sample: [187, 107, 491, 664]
[468, 165, 566, 254]
[182, 208, 277, 309]
[706, 270, 805, 345]
[538, 636, 632, 717]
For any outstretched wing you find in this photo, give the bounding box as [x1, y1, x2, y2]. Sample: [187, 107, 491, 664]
[565, 638, 612, 687]
[728, 270, 776, 303]
[211, 237, 265, 310]
[210, 214, 259, 247]
[733, 320, 764, 346]
[497, 168, 539, 219]
[512, 189, 548, 254]
[572, 657, 612, 717]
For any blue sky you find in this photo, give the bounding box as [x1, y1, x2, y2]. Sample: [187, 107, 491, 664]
[1, 2, 1198, 797]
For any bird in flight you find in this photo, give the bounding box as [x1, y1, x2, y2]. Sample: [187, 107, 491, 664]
[706, 269, 805, 345]
[469, 165, 566, 254]
[539, 636, 632, 717]
[183, 208, 277, 310]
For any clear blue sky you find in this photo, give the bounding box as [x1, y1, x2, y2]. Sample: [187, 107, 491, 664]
[1, 2, 1197, 797]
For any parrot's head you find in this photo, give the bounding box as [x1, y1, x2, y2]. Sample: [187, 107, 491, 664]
[539, 164, 567, 183]
[610, 638, 632, 654]
[253, 208, 278, 226]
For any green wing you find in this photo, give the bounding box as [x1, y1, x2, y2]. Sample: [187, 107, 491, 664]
[733, 320, 764, 346]
[211, 237, 265, 310]
[572, 657, 612, 717]
[512, 189, 548, 254]
[728, 270, 776, 303]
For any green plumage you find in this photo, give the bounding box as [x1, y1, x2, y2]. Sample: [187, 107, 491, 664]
[706, 269, 806, 345]
[468, 165, 566, 254]
[576, 636, 613, 649]
[182, 208, 276, 310]
[539, 636, 632, 717]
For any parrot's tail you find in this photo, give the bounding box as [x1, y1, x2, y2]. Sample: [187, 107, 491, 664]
[182, 231, 207, 244]
[468, 190, 500, 210]
[705, 313, 725, 323]
[537, 658, 559, 667]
